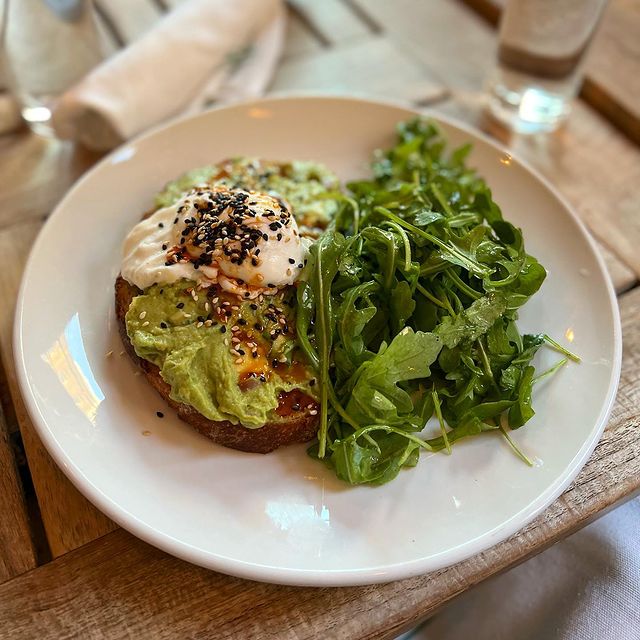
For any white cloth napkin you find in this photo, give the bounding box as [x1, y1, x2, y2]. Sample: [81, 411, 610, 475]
[52, 0, 285, 150]
[401, 497, 640, 640]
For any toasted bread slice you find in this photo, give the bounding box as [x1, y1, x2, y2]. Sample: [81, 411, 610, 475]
[115, 276, 320, 453]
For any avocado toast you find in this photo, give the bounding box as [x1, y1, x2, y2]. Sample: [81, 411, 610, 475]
[116, 158, 339, 453]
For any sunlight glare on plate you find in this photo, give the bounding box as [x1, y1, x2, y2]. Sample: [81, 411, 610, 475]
[42, 313, 104, 424]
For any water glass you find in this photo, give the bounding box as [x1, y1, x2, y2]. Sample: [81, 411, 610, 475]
[486, 0, 608, 134]
[0, 0, 105, 135]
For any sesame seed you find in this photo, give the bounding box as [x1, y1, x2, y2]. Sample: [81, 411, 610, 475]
[309, 410, 318, 416]
[231, 325, 239, 332]
[142, 321, 149, 327]
[139, 311, 147, 320]
[235, 357, 243, 364]
[196, 322, 203, 328]
[105, 350, 113, 357]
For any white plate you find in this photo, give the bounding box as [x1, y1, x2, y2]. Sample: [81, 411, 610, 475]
[15, 97, 621, 586]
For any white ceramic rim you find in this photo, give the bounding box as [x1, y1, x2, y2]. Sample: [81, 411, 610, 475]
[14, 96, 622, 586]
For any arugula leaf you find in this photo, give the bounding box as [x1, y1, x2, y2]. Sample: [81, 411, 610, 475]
[434, 292, 507, 348]
[508, 365, 536, 428]
[346, 329, 442, 426]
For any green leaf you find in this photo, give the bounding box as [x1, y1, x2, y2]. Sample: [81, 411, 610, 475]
[347, 329, 442, 426]
[434, 292, 508, 348]
[414, 210, 444, 226]
[508, 365, 536, 428]
[390, 280, 416, 333]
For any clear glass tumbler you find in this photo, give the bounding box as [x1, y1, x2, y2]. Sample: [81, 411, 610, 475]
[0, 0, 105, 135]
[486, 0, 608, 134]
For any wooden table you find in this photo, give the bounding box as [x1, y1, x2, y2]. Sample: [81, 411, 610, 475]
[1, 1, 639, 637]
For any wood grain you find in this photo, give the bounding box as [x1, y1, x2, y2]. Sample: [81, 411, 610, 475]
[288, 0, 371, 44]
[0, 389, 36, 584]
[271, 36, 446, 105]
[351, 0, 497, 92]
[0, 221, 117, 559]
[0, 283, 638, 639]
[282, 10, 325, 59]
[0, 133, 102, 228]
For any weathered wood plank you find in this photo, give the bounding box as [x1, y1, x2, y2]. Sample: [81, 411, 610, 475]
[0, 390, 37, 583]
[0, 283, 638, 639]
[350, 0, 497, 91]
[288, 0, 371, 44]
[271, 36, 446, 105]
[0, 134, 102, 228]
[0, 221, 117, 559]
[282, 10, 325, 59]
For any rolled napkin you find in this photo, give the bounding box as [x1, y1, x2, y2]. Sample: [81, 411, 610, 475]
[52, 0, 284, 150]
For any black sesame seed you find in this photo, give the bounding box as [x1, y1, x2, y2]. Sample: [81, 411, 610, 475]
[156, 411, 164, 418]
[176, 302, 185, 309]
[160, 322, 168, 329]
[292, 403, 301, 412]
[297, 263, 303, 268]
[277, 233, 282, 241]
[220, 326, 227, 333]
[309, 379, 316, 387]
[288, 258, 295, 264]
[254, 323, 263, 331]
[162, 243, 167, 250]
[237, 349, 245, 356]
[158, 222, 164, 228]
[238, 318, 247, 325]
[250, 303, 258, 310]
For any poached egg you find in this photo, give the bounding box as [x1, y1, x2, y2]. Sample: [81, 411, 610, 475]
[121, 187, 307, 296]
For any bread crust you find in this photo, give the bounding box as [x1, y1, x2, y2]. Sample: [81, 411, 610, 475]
[115, 276, 319, 453]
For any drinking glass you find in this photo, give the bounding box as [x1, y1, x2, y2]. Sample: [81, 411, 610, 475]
[486, 0, 608, 134]
[0, 0, 105, 135]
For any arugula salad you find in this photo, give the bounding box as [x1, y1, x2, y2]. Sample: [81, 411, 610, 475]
[296, 118, 579, 485]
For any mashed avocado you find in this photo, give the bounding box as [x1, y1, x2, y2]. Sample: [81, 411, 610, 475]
[126, 281, 317, 428]
[155, 157, 339, 228]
